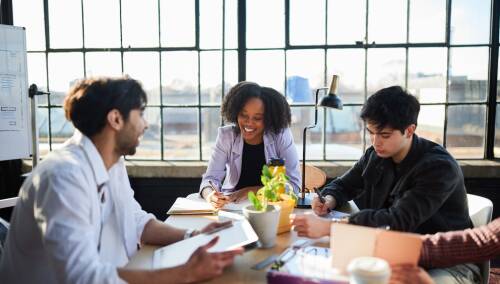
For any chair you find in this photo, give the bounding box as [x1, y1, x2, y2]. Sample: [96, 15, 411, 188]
[0, 197, 19, 256]
[467, 194, 494, 284]
[299, 164, 359, 213]
[300, 164, 327, 193]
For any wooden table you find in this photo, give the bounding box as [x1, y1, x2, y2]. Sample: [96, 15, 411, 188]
[126, 209, 325, 284]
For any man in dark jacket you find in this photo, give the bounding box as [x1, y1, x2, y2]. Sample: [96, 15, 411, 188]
[291, 86, 479, 283]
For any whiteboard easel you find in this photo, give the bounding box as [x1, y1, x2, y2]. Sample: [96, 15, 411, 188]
[0, 25, 32, 162]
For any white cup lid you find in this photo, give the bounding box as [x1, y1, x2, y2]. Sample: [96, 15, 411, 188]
[347, 257, 390, 278]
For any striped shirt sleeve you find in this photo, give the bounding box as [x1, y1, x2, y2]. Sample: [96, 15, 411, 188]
[419, 217, 500, 268]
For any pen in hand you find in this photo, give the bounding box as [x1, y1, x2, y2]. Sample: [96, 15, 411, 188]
[208, 180, 220, 193]
[314, 187, 326, 203]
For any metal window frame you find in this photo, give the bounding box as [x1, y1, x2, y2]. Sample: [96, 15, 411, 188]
[3, 0, 500, 161]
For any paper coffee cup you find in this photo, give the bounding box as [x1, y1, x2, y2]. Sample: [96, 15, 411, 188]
[347, 257, 391, 284]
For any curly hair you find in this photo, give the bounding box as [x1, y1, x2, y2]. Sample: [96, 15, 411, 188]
[63, 77, 147, 138]
[221, 81, 291, 134]
[360, 86, 420, 133]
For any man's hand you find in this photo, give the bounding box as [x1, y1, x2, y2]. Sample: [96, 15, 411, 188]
[290, 213, 331, 238]
[312, 195, 336, 216]
[204, 189, 230, 209]
[184, 236, 243, 283]
[390, 264, 434, 284]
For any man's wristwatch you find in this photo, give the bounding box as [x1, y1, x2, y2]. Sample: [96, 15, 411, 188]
[184, 229, 199, 239]
[200, 186, 213, 200]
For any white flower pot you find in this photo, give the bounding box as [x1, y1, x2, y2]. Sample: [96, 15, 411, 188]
[242, 204, 281, 248]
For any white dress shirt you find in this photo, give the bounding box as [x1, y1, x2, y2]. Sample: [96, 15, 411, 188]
[0, 131, 155, 284]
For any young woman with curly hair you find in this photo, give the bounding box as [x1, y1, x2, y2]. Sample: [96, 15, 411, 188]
[199, 81, 301, 208]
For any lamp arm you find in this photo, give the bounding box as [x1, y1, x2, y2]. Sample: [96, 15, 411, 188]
[301, 88, 322, 199]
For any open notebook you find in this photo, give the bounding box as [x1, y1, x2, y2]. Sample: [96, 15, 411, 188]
[153, 218, 259, 269]
[167, 197, 218, 215]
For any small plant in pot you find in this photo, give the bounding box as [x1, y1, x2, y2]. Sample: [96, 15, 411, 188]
[247, 165, 297, 235]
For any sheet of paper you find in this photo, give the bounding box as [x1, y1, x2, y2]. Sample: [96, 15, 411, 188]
[186, 192, 251, 212]
[325, 210, 350, 219]
[330, 223, 377, 273]
[153, 219, 258, 269]
[374, 230, 422, 265]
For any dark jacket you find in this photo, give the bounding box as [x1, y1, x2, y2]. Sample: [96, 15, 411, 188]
[322, 135, 472, 234]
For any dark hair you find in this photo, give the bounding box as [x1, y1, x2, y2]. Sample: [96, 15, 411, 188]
[360, 86, 420, 133]
[221, 81, 291, 134]
[63, 77, 147, 137]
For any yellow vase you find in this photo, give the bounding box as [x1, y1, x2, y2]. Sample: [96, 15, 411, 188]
[269, 198, 295, 234]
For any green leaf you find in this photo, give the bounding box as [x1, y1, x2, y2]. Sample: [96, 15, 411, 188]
[248, 191, 263, 211]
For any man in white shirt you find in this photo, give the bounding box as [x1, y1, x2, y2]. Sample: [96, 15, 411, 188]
[0, 77, 242, 283]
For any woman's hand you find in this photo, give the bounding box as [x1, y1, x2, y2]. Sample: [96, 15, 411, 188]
[204, 189, 230, 209]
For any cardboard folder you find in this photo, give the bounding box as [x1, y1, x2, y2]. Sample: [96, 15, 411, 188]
[330, 223, 422, 273]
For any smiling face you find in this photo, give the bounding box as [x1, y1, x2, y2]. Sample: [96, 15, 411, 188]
[366, 122, 415, 163]
[237, 97, 265, 145]
[116, 108, 148, 156]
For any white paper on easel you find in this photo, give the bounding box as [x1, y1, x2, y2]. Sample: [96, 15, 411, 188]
[153, 219, 258, 269]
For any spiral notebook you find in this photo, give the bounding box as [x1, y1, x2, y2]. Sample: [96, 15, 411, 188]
[167, 197, 218, 215]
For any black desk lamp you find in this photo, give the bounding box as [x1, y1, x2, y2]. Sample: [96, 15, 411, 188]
[296, 75, 343, 208]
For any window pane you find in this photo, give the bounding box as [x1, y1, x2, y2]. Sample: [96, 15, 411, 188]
[367, 48, 405, 95]
[448, 47, 489, 103]
[417, 105, 444, 145]
[13, 0, 45, 50]
[28, 53, 48, 105]
[123, 52, 160, 105]
[495, 104, 500, 157]
[163, 108, 199, 160]
[201, 107, 221, 160]
[290, 0, 325, 45]
[48, 0, 83, 48]
[131, 107, 161, 160]
[450, 0, 491, 44]
[48, 53, 84, 105]
[201, 51, 222, 104]
[408, 48, 447, 103]
[161, 0, 195, 47]
[247, 0, 284, 48]
[224, 51, 239, 96]
[37, 107, 50, 156]
[122, 0, 159, 48]
[83, 0, 120, 48]
[200, 0, 222, 49]
[224, 0, 238, 49]
[291, 106, 324, 160]
[326, 106, 363, 160]
[328, 0, 365, 45]
[161, 51, 198, 105]
[446, 105, 485, 158]
[247, 50, 285, 93]
[85, 52, 122, 77]
[327, 49, 365, 104]
[368, 0, 407, 43]
[409, 0, 446, 43]
[286, 50, 325, 102]
[50, 107, 75, 149]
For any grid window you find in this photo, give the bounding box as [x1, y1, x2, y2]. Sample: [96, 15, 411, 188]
[11, 0, 499, 161]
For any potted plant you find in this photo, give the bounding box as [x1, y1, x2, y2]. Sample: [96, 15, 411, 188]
[248, 165, 297, 234]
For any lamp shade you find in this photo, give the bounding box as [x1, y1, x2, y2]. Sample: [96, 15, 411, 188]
[319, 94, 343, 110]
